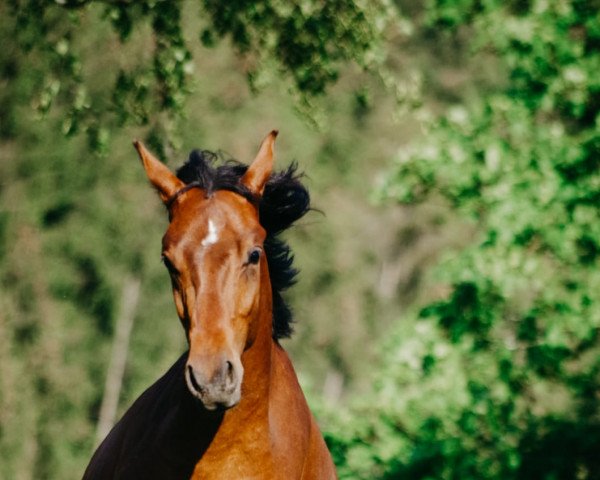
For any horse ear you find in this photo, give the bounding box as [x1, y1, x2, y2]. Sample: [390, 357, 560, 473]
[241, 130, 278, 196]
[133, 140, 185, 204]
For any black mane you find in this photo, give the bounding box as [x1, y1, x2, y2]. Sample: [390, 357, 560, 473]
[175, 150, 310, 340]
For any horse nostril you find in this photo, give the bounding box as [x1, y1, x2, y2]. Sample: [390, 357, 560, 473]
[225, 361, 235, 384]
[187, 365, 204, 394]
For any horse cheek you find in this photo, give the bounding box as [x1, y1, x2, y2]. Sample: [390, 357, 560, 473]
[238, 269, 261, 349]
[171, 287, 188, 330]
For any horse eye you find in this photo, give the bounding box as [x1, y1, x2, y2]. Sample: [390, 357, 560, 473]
[248, 249, 261, 265]
[162, 255, 178, 274]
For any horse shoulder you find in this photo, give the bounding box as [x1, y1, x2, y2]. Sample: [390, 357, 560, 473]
[301, 414, 338, 480]
[268, 342, 336, 479]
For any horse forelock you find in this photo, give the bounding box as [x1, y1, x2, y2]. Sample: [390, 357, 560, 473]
[174, 150, 311, 340]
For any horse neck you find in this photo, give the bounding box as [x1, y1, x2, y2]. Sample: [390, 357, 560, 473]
[238, 282, 275, 413]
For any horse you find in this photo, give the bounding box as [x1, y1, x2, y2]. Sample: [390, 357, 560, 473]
[83, 131, 337, 479]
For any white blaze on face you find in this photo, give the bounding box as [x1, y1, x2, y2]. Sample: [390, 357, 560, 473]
[201, 219, 219, 247]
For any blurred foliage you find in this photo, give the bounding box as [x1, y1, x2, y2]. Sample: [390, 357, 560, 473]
[5, 0, 393, 150]
[327, 0, 600, 478]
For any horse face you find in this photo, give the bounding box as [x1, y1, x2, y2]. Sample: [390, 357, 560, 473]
[162, 191, 267, 410]
[134, 131, 277, 410]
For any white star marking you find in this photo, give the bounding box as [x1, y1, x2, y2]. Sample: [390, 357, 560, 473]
[201, 219, 219, 247]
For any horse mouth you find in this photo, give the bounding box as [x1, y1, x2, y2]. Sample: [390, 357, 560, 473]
[185, 365, 241, 411]
[193, 393, 240, 412]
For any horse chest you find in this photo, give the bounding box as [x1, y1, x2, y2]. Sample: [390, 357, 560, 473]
[189, 422, 277, 479]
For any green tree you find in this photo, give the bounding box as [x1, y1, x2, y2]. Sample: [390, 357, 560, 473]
[5, 0, 392, 151]
[329, 1, 600, 478]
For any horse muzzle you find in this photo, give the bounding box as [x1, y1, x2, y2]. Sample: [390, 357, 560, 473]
[185, 355, 243, 411]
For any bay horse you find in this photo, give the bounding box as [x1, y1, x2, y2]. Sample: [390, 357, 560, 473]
[83, 131, 337, 479]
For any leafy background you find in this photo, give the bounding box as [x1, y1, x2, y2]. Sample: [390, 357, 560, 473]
[0, 0, 598, 479]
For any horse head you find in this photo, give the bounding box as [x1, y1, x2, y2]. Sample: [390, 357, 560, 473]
[133, 132, 278, 411]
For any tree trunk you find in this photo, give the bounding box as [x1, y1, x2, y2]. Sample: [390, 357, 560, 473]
[94, 277, 141, 446]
